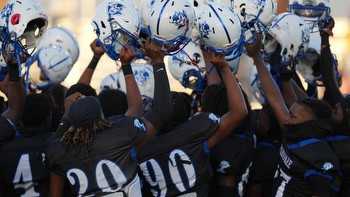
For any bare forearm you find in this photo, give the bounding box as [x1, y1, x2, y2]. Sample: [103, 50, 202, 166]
[3, 65, 24, 124]
[124, 73, 143, 117]
[78, 56, 100, 84]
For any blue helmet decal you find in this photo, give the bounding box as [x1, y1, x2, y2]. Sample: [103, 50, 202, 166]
[170, 10, 188, 30]
[108, 2, 125, 16]
[134, 69, 151, 86]
[199, 22, 210, 39]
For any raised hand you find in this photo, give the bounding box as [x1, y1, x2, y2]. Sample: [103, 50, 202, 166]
[206, 49, 228, 70]
[244, 33, 263, 58]
[320, 16, 335, 36]
[142, 37, 164, 64]
[90, 39, 105, 59]
[120, 45, 137, 65]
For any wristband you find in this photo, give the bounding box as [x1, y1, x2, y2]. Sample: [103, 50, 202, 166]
[122, 63, 133, 76]
[8, 65, 20, 82]
[87, 56, 100, 70]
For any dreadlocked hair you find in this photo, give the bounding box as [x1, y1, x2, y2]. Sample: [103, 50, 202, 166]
[296, 97, 332, 120]
[61, 119, 113, 155]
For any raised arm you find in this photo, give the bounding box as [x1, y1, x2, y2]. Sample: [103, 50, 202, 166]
[206, 50, 248, 149]
[137, 38, 173, 151]
[2, 53, 26, 125]
[119, 45, 143, 117]
[78, 39, 105, 85]
[200, 40, 221, 85]
[319, 17, 343, 107]
[245, 35, 289, 127]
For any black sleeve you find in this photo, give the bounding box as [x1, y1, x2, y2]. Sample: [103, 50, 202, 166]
[320, 34, 344, 107]
[143, 63, 172, 130]
[51, 118, 71, 139]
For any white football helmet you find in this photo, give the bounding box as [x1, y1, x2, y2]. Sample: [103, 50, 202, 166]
[37, 25, 80, 64]
[101, 63, 155, 100]
[99, 71, 122, 92]
[288, 0, 331, 31]
[167, 39, 207, 92]
[0, 0, 48, 56]
[197, 2, 244, 60]
[140, 0, 156, 34]
[231, 0, 277, 44]
[250, 64, 270, 105]
[25, 46, 73, 90]
[297, 31, 321, 83]
[263, 12, 310, 66]
[92, 0, 141, 60]
[148, 0, 195, 55]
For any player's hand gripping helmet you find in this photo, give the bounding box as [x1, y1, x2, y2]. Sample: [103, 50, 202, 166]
[148, 0, 196, 55]
[92, 0, 141, 61]
[288, 0, 331, 31]
[231, 0, 277, 44]
[0, 0, 48, 58]
[263, 12, 310, 67]
[167, 39, 207, 92]
[197, 2, 244, 60]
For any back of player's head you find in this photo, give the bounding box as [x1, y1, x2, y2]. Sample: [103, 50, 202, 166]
[260, 103, 282, 140]
[21, 93, 51, 127]
[202, 83, 228, 116]
[63, 96, 112, 154]
[98, 89, 128, 118]
[170, 91, 191, 122]
[296, 97, 332, 120]
[65, 83, 97, 98]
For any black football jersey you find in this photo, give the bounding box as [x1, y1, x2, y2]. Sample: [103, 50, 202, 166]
[0, 115, 16, 149]
[272, 141, 339, 197]
[46, 115, 146, 196]
[0, 131, 53, 196]
[138, 112, 220, 197]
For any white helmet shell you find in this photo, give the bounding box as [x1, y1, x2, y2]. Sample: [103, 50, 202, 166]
[30, 46, 73, 90]
[0, 0, 48, 50]
[288, 0, 331, 30]
[148, 0, 195, 55]
[100, 63, 154, 100]
[92, 0, 141, 60]
[197, 2, 243, 58]
[264, 12, 310, 65]
[37, 25, 80, 64]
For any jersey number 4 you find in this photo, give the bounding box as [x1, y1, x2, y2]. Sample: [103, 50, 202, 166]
[13, 154, 40, 196]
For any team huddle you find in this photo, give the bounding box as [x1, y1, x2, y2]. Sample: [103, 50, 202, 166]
[0, 0, 349, 197]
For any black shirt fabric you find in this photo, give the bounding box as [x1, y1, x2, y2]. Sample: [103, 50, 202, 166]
[46, 115, 145, 196]
[0, 125, 52, 197]
[272, 120, 339, 197]
[138, 112, 220, 197]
